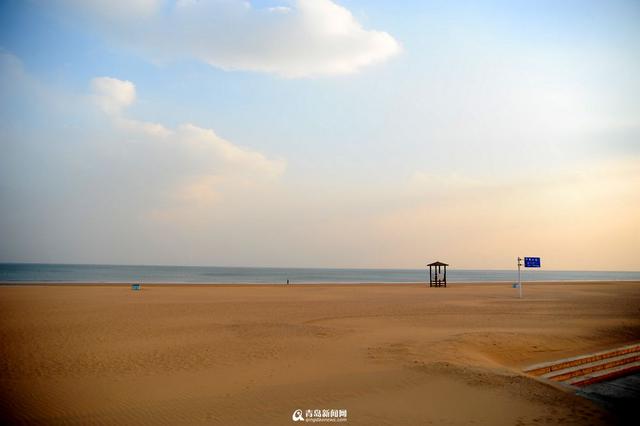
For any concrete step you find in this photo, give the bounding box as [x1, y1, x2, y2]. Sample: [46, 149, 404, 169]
[523, 343, 640, 376]
[565, 361, 640, 387]
[541, 352, 640, 382]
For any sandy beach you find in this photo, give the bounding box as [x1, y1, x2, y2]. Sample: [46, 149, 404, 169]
[1, 281, 639, 425]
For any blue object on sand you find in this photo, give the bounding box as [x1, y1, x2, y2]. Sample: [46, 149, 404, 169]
[512, 283, 520, 288]
[131, 283, 140, 291]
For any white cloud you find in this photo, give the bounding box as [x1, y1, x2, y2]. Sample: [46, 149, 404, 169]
[63, 0, 401, 78]
[178, 123, 286, 179]
[91, 77, 136, 115]
[144, 123, 287, 214]
[91, 76, 172, 137]
[119, 118, 173, 138]
[89, 76, 285, 207]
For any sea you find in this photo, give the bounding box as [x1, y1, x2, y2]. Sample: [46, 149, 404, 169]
[1, 263, 639, 284]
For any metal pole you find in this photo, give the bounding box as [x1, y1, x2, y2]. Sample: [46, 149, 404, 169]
[518, 257, 522, 299]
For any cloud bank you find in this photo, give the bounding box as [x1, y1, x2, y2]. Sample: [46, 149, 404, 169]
[2, 51, 638, 270]
[89, 75, 286, 206]
[62, 0, 401, 77]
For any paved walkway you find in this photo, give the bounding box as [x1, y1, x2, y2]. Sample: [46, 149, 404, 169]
[577, 372, 640, 418]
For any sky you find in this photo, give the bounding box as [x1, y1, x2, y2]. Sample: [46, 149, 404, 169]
[0, 0, 639, 270]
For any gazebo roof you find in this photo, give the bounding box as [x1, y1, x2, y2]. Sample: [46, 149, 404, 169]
[427, 261, 449, 266]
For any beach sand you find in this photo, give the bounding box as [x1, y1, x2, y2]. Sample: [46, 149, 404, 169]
[1, 282, 639, 425]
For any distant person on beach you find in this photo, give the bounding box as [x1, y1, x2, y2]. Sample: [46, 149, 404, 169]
[287, 279, 290, 285]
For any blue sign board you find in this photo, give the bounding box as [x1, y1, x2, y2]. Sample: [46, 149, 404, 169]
[524, 257, 541, 268]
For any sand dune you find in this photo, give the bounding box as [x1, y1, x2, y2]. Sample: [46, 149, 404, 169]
[1, 282, 639, 424]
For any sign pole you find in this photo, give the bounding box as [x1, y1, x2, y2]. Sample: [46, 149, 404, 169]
[517, 257, 522, 299]
[519, 257, 540, 298]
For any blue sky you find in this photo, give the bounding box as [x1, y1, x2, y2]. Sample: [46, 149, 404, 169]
[1, 0, 639, 269]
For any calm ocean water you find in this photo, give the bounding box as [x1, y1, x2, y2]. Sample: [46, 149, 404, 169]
[1, 263, 639, 284]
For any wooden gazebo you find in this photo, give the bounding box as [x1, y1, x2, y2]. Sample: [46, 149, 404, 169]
[427, 261, 448, 287]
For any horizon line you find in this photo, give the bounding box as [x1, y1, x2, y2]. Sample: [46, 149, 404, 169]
[1, 261, 639, 274]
